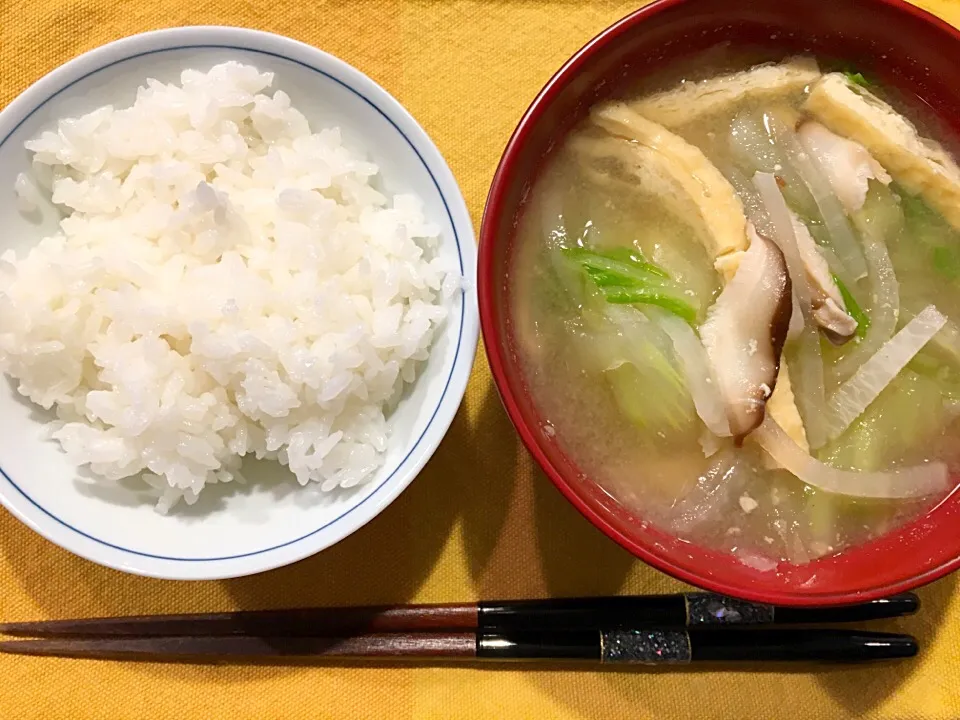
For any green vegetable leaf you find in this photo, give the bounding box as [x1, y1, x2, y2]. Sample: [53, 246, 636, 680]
[604, 360, 695, 437]
[562, 246, 670, 283]
[562, 245, 697, 323]
[602, 287, 698, 325]
[900, 191, 936, 222]
[900, 190, 960, 277]
[844, 71, 870, 88]
[907, 351, 943, 378]
[596, 246, 670, 278]
[583, 267, 630, 287]
[932, 245, 960, 279]
[817, 370, 944, 472]
[549, 243, 697, 439]
[832, 274, 870, 339]
[576, 255, 671, 287]
[900, 190, 953, 249]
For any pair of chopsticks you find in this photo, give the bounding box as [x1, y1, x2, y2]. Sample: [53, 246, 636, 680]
[0, 592, 920, 665]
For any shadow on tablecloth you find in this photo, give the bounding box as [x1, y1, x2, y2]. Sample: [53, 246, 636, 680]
[815, 572, 957, 715]
[223, 414, 467, 610]
[460, 382, 636, 600]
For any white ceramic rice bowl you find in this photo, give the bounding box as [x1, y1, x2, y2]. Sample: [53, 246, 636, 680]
[0, 26, 478, 580]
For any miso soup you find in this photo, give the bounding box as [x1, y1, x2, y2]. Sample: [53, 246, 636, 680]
[510, 51, 960, 568]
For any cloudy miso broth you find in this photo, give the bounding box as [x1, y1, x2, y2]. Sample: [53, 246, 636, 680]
[509, 52, 960, 569]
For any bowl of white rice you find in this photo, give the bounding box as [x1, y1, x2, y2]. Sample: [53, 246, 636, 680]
[0, 26, 477, 579]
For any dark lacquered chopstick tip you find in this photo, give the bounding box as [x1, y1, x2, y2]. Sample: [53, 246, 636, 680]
[843, 632, 918, 661]
[772, 592, 920, 625]
[879, 592, 921, 616]
[689, 629, 918, 663]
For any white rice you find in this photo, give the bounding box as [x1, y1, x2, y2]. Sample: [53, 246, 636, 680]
[0, 62, 458, 513]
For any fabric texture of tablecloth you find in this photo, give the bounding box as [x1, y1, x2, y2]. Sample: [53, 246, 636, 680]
[2, 0, 960, 717]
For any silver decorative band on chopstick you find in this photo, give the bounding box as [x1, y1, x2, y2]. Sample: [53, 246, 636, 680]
[599, 629, 692, 664]
[685, 593, 775, 625]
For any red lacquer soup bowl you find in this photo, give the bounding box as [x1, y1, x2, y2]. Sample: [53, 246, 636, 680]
[479, 0, 960, 606]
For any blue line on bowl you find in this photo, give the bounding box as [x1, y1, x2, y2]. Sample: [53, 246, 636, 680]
[0, 43, 467, 563]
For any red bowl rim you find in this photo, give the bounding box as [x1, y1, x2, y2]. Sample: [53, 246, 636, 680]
[478, 0, 960, 606]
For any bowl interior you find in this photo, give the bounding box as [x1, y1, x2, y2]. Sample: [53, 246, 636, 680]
[0, 30, 476, 579]
[481, 0, 960, 604]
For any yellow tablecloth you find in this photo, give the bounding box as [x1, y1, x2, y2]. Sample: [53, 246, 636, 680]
[3, 0, 960, 717]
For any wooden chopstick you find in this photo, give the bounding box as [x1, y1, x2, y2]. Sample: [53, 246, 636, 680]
[0, 592, 920, 639]
[0, 633, 477, 662]
[0, 628, 919, 665]
[0, 604, 478, 639]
